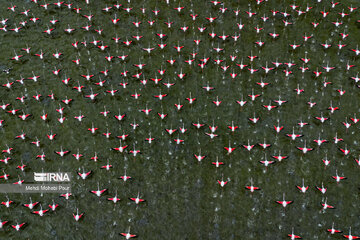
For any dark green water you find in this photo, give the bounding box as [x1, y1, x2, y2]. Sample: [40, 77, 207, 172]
[0, 0, 360, 239]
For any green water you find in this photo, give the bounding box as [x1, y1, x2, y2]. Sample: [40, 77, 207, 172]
[0, 0, 360, 239]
